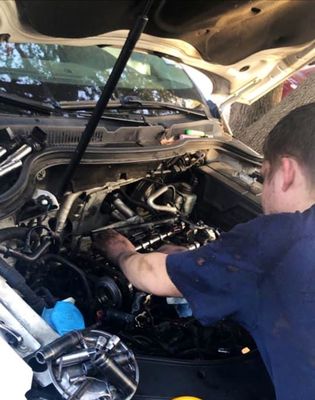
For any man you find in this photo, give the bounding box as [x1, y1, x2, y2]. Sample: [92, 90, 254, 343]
[94, 103, 315, 400]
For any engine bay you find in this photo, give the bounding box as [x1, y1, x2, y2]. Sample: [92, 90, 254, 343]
[1, 170, 257, 355]
[0, 123, 267, 399]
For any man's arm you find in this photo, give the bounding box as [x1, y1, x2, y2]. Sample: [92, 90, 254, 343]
[93, 230, 182, 297]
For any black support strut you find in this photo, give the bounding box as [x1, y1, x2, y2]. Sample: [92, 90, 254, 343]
[59, 0, 154, 196]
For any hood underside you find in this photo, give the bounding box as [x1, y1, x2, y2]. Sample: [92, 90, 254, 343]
[14, 0, 315, 65]
[1, 0, 315, 105]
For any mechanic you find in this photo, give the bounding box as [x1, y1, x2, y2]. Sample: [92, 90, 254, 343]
[94, 103, 315, 400]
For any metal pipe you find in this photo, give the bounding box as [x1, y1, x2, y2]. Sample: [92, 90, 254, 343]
[0, 160, 22, 177]
[56, 348, 96, 367]
[35, 330, 83, 364]
[113, 196, 135, 218]
[59, 0, 155, 196]
[0, 240, 51, 262]
[0, 144, 32, 168]
[56, 178, 140, 234]
[94, 354, 137, 398]
[8, 144, 32, 163]
[111, 209, 127, 221]
[55, 191, 83, 234]
[0, 146, 7, 158]
[147, 185, 178, 214]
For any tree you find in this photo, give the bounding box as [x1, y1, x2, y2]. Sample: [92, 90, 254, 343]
[229, 84, 283, 137]
[230, 72, 315, 154]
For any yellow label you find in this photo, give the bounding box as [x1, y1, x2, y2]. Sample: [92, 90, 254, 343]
[172, 397, 202, 400]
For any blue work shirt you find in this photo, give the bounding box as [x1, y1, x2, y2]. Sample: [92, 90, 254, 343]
[166, 205, 315, 400]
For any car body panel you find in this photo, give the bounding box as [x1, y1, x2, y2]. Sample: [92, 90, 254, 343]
[0, 0, 313, 105]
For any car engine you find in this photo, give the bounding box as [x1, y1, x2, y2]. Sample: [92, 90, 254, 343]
[0, 131, 262, 399]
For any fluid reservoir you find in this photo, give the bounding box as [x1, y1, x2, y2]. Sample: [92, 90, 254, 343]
[177, 183, 197, 216]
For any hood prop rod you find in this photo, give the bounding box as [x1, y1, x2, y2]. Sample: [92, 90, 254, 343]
[59, 0, 154, 196]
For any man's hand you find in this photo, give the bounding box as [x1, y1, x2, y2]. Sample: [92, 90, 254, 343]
[92, 229, 182, 297]
[93, 230, 136, 265]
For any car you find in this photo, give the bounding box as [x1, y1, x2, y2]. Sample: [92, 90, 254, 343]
[282, 64, 315, 98]
[0, 1, 314, 399]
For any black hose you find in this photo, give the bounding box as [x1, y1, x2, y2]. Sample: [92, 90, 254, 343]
[120, 187, 154, 213]
[0, 227, 40, 250]
[0, 257, 46, 314]
[40, 254, 93, 306]
[0, 227, 31, 243]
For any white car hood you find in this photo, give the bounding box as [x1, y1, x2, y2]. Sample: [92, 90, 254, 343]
[0, 0, 314, 107]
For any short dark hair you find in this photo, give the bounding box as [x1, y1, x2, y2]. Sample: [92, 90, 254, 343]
[263, 103, 315, 183]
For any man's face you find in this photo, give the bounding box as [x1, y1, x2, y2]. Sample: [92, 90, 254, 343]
[261, 160, 281, 215]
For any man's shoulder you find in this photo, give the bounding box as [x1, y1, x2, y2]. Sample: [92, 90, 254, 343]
[225, 207, 314, 253]
[237, 206, 315, 231]
[259, 205, 315, 235]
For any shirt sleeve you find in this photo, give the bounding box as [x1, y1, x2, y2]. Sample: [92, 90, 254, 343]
[166, 218, 263, 326]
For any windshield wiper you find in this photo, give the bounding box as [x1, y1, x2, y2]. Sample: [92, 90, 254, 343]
[117, 98, 208, 117]
[59, 98, 208, 118]
[74, 109, 150, 125]
[0, 92, 58, 115]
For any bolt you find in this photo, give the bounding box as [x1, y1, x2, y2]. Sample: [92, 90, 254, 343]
[36, 170, 46, 181]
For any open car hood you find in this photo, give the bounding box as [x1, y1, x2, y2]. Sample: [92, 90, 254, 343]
[1, 0, 315, 106]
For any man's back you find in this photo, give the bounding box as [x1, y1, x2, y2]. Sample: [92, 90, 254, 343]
[252, 207, 315, 399]
[166, 205, 315, 399]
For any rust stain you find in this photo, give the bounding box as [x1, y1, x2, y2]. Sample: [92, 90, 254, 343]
[227, 265, 239, 273]
[196, 257, 206, 266]
[272, 316, 290, 336]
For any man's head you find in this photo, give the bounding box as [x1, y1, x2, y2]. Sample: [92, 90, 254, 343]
[262, 103, 315, 214]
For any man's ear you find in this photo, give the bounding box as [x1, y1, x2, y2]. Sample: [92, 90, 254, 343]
[280, 157, 296, 192]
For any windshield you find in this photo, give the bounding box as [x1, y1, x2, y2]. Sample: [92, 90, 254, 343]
[0, 43, 204, 110]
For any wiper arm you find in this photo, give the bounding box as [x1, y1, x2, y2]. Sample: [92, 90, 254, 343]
[0, 92, 58, 115]
[75, 109, 150, 125]
[117, 98, 207, 117]
[59, 99, 207, 117]
[58, 100, 97, 110]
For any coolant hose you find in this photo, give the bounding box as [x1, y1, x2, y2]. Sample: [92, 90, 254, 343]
[0, 257, 46, 314]
[40, 254, 93, 306]
[0, 227, 32, 243]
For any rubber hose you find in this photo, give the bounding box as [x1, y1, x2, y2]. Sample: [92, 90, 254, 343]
[40, 254, 93, 306]
[0, 227, 40, 248]
[120, 187, 154, 213]
[0, 257, 46, 314]
[0, 227, 31, 242]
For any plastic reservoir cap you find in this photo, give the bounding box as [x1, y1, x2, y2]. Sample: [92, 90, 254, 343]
[184, 129, 205, 137]
[171, 397, 202, 400]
